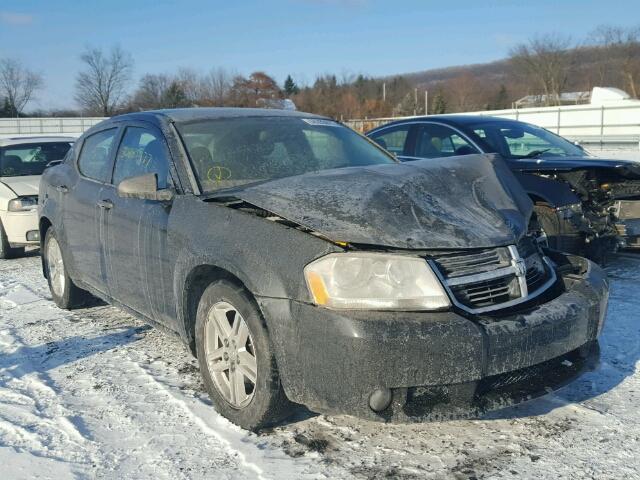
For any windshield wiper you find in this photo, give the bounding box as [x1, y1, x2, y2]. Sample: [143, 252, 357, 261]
[522, 149, 551, 159]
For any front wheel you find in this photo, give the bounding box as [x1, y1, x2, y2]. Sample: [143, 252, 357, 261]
[195, 280, 291, 431]
[43, 228, 90, 309]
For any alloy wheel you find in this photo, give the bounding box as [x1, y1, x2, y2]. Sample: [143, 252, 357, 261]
[46, 236, 66, 297]
[204, 301, 257, 409]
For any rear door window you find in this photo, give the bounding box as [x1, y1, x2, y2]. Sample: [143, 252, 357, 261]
[414, 124, 478, 158]
[368, 126, 410, 156]
[113, 127, 170, 188]
[77, 128, 118, 183]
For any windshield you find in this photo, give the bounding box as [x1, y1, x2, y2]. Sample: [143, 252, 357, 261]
[469, 121, 587, 159]
[176, 116, 395, 194]
[0, 142, 73, 177]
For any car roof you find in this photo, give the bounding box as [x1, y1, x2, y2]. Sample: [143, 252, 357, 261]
[0, 135, 77, 147]
[107, 107, 328, 125]
[369, 114, 518, 132]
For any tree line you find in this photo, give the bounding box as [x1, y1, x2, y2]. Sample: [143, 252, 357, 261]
[1, 24, 638, 120]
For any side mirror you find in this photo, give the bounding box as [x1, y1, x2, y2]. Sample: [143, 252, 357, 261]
[117, 173, 173, 202]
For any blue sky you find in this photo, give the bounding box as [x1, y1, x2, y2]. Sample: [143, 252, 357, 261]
[1, 0, 638, 110]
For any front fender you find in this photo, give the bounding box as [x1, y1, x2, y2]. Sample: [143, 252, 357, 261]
[514, 171, 581, 208]
[169, 195, 340, 340]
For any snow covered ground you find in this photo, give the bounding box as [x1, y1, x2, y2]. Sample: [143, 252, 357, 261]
[0, 251, 639, 480]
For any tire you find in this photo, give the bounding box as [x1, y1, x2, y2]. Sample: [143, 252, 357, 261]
[0, 220, 25, 259]
[534, 205, 585, 255]
[43, 228, 90, 309]
[195, 280, 291, 431]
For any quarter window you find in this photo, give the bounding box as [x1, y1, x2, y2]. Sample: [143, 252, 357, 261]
[78, 128, 118, 183]
[113, 127, 170, 189]
[414, 124, 478, 158]
[369, 126, 410, 156]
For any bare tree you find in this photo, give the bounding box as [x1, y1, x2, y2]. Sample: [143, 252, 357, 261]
[228, 72, 282, 107]
[510, 34, 574, 106]
[199, 68, 232, 106]
[446, 71, 482, 111]
[75, 46, 133, 115]
[0, 58, 44, 115]
[590, 25, 640, 98]
[130, 73, 172, 110]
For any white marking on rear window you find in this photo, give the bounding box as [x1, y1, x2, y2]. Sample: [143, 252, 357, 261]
[302, 118, 340, 127]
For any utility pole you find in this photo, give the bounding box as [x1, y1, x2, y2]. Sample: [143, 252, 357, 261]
[425, 90, 428, 115]
[382, 82, 386, 102]
[414, 88, 418, 116]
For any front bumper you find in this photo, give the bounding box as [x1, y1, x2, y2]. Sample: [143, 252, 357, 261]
[0, 209, 39, 246]
[259, 253, 608, 421]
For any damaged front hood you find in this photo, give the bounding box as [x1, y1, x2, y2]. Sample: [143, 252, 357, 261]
[509, 156, 640, 176]
[228, 154, 533, 249]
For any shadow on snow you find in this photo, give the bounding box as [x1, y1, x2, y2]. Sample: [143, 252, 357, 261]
[0, 325, 151, 381]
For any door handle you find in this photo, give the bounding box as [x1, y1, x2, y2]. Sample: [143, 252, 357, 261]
[56, 185, 69, 193]
[97, 199, 114, 210]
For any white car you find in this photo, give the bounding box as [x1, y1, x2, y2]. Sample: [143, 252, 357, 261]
[0, 136, 75, 258]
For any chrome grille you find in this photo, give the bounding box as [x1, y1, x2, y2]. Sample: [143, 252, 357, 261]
[450, 275, 514, 308]
[429, 237, 556, 314]
[431, 248, 508, 278]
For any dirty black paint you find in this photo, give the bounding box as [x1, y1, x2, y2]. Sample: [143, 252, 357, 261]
[231, 154, 533, 249]
[39, 108, 611, 423]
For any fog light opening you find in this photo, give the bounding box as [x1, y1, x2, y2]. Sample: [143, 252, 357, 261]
[369, 388, 392, 412]
[26, 230, 40, 242]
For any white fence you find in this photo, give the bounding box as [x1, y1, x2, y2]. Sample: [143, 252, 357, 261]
[0, 117, 107, 137]
[346, 101, 640, 150]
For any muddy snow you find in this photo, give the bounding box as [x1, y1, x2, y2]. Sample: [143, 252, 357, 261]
[0, 251, 638, 479]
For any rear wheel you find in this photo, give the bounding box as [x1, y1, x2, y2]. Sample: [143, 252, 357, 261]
[43, 228, 90, 309]
[0, 220, 25, 259]
[195, 280, 291, 431]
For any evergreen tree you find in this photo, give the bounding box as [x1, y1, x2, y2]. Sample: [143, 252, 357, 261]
[283, 75, 299, 96]
[432, 92, 447, 114]
[161, 81, 189, 108]
[490, 84, 510, 110]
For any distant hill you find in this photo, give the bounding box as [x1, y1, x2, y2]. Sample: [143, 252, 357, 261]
[394, 58, 514, 89]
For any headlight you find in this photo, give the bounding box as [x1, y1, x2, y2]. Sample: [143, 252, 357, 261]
[8, 196, 38, 212]
[304, 252, 451, 311]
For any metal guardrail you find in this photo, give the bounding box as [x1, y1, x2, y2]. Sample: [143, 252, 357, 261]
[0, 117, 107, 136]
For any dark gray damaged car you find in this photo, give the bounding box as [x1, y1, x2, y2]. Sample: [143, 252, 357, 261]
[38, 108, 609, 430]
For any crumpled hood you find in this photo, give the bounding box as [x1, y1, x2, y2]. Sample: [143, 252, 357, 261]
[509, 155, 640, 176]
[232, 154, 533, 249]
[0, 175, 40, 196]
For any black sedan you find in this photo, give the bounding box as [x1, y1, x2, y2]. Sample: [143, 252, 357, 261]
[39, 108, 608, 430]
[367, 115, 640, 260]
